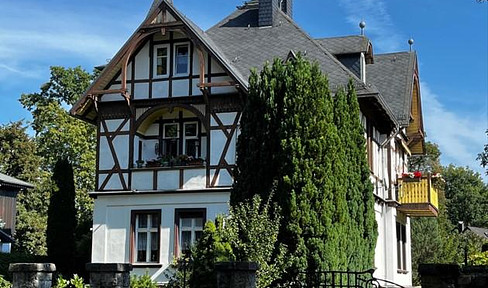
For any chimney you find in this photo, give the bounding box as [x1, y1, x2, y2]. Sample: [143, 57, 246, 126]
[259, 0, 293, 27]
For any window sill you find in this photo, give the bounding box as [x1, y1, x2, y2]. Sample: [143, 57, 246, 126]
[397, 269, 409, 274]
[132, 263, 163, 268]
[133, 165, 205, 171]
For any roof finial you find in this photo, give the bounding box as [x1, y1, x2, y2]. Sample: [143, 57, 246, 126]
[408, 38, 414, 51]
[359, 21, 366, 36]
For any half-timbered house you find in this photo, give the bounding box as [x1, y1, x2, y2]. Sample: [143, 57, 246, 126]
[0, 172, 33, 253]
[71, 0, 435, 286]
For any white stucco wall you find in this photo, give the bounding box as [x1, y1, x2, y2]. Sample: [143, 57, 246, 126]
[92, 191, 230, 283]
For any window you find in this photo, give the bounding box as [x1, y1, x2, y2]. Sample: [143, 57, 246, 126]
[174, 44, 189, 75]
[279, 0, 287, 13]
[154, 45, 169, 76]
[184, 122, 199, 157]
[175, 209, 205, 256]
[396, 222, 407, 271]
[163, 123, 179, 157]
[131, 210, 160, 263]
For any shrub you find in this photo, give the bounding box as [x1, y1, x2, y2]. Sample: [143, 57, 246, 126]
[130, 272, 157, 288]
[53, 274, 87, 288]
[0, 275, 11, 288]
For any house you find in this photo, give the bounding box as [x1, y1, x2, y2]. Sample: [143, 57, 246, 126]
[0, 172, 33, 253]
[70, 0, 437, 286]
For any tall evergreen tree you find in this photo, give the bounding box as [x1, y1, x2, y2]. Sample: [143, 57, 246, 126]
[344, 81, 377, 269]
[46, 159, 77, 276]
[232, 56, 377, 282]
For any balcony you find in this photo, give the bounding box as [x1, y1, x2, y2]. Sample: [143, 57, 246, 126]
[397, 175, 439, 217]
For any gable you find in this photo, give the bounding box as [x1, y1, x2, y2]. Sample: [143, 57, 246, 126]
[70, 0, 245, 123]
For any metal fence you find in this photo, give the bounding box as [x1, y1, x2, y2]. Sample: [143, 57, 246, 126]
[292, 269, 405, 288]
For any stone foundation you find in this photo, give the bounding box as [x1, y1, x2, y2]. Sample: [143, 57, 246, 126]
[419, 264, 488, 288]
[9, 263, 56, 288]
[85, 263, 133, 288]
[215, 262, 258, 288]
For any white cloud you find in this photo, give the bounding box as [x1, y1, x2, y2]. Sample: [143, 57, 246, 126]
[339, 0, 403, 53]
[421, 82, 487, 178]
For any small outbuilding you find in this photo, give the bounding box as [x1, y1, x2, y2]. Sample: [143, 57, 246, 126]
[0, 172, 33, 253]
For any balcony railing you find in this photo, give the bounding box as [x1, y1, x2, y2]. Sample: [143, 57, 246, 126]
[397, 175, 439, 217]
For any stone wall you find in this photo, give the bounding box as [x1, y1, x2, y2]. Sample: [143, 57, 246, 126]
[419, 264, 488, 288]
[9, 263, 56, 288]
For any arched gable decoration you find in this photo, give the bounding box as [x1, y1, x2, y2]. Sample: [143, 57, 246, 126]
[135, 104, 208, 134]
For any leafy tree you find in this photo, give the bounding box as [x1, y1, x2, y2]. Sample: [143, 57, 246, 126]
[47, 159, 77, 276]
[477, 129, 488, 175]
[20, 66, 96, 225]
[233, 56, 376, 283]
[16, 66, 96, 259]
[0, 121, 49, 254]
[443, 165, 488, 227]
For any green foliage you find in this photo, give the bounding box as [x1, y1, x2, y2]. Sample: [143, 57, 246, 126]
[54, 274, 88, 288]
[47, 159, 77, 275]
[0, 121, 49, 254]
[477, 129, 488, 176]
[443, 165, 488, 227]
[233, 56, 376, 282]
[189, 220, 235, 288]
[0, 66, 96, 260]
[0, 275, 11, 288]
[229, 195, 288, 288]
[167, 195, 286, 288]
[130, 272, 158, 288]
[19, 66, 96, 226]
[469, 251, 488, 265]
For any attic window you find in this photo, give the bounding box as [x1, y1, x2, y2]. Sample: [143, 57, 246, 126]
[279, 0, 287, 13]
[174, 43, 190, 75]
[154, 44, 169, 77]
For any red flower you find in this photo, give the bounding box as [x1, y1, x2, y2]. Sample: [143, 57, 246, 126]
[413, 171, 422, 178]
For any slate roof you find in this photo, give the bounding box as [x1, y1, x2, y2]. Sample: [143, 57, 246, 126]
[0, 172, 34, 190]
[366, 52, 416, 126]
[206, 2, 371, 94]
[315, 36, 370, 55]
[466, 226, 488, 239]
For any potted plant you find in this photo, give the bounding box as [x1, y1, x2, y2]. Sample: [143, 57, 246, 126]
[135, 160, 145, 168]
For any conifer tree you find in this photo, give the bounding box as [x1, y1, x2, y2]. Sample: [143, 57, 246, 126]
[46, 159, 77, 276]
[232, 56, 377, 282]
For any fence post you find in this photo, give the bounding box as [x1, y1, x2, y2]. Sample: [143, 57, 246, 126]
[85, 263, 133, 288]
[9, 263, 56, 288]
[215, 262, 259, 288]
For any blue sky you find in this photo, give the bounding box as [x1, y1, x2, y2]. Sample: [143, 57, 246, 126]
[1, 0, 487, 179]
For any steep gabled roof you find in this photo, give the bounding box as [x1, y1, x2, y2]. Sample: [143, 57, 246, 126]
[366, 52, 417, 126]
[206, 3, 370, 94]
[206, 3, 397, 132]
[315, 35, 370, 55]
[70, 0, 246, 122]
[0, 172, 34, 190]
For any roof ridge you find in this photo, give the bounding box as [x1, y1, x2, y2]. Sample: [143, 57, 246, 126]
[276, 10, 370, 93]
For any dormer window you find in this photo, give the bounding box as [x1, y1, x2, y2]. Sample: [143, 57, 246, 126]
[174, 44, 190, 75]
[154, 45, 169, 77]
[279, 0, 287, 13]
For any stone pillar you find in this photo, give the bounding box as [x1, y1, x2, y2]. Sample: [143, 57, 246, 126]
[9, 263, 56, 288]
[418, 264, 460, 288]
[215, 262, 258, 288]
[85, 263, 132, 288]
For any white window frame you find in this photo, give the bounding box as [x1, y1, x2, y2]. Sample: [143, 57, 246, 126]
[163, 123, 179, 139]
[133, 211, 160, 263]
[153, 44, 170, 77]
[173, 43, 190, 76]
[183, 121, 199, 157]
[179, 217, 204, 255]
